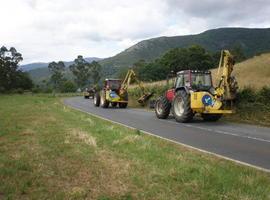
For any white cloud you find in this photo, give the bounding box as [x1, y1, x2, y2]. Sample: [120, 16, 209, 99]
[0, 0, 269, 64]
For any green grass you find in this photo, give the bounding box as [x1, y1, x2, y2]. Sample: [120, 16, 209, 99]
[0, 95, 270, 199]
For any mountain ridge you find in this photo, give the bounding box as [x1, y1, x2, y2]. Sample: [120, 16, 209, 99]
[21, 57, 102, 71]
[27, 27, 270, 83]
[99, 27, 270, 68]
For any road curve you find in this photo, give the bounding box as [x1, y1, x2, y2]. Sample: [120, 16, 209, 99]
[64, 97, 270, 171]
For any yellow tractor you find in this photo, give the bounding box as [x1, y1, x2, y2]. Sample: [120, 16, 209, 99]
[93, 69, 152, 108]
[155, 50, 238, 122]
[83, 87, 96, 99]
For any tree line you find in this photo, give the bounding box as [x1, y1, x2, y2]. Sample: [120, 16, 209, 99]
[0, 46, 33, 93]
[0, 45, 102, 94]
[119, 45, 246, 82]
[35, 55, 102, 93]
[1, 44, 246, 93]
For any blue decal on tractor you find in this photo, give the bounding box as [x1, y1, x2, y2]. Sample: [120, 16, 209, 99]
[110, 91, 117, 98]
[202, 95, 213, 106]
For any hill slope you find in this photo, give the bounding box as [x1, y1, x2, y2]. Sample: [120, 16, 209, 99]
[99, 27, 270, 68]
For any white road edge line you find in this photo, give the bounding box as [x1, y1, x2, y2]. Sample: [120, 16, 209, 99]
[131, 108, 270, 143]
[181, 122, 270, 143]
[65, 103, 270, 173]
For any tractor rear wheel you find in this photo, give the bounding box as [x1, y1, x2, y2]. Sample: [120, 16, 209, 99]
[100, 91, 109, 108]
[155, 96, 171, 119]
[201, 114, 222, 121]
[172, 90, 194, 123]
[93, 92, 100, 107]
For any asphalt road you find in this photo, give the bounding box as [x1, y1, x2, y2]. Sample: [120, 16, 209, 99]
[64, 97, 270, 171]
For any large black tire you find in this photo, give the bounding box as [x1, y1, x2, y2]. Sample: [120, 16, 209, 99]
[201, 114, 222, 122]
[111, 102, 117, 108]
[155, 96, 171, 119]
[172, 90, 194, 123]
[119, 92, 128, 108]
[100, 91, 109, 108]
[119, 103, 128, 108]
[93, 92, 100, 107]
[84, 96, 89, 99]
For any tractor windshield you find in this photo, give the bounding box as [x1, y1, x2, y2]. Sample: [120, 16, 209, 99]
[191, 73, 212, 91]
[108, 80, 121, 90]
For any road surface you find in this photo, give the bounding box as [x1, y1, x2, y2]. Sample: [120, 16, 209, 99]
[64, 97, 270, 172]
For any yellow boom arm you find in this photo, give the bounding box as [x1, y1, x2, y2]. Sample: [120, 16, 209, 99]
[121, 69, 153, 105]
[121, 69, 145, 93]
[216, 50, 238, 100]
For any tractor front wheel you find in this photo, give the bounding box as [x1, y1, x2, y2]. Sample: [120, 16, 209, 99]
[93, 92, 100, 107]
[100, 91, 109, 108]
[172, 90, 194, 123]
[201, 114, 222, 122]
[155, 96, 171, 119]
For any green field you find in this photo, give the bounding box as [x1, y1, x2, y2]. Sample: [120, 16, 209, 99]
[0, 95, 270, 200]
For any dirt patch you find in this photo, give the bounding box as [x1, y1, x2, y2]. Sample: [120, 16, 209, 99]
[113, 135, 141, 145]
[69, 128, 97, 147]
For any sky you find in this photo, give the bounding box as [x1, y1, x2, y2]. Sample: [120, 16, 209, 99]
[0, 0, 270, 64]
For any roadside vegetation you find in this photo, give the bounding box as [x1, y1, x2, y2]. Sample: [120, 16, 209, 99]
[1, 95, 270, 199]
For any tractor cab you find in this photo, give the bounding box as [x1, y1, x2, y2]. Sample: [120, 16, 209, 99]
[175, 70, 213, 91]
[104, 79, 122, 91]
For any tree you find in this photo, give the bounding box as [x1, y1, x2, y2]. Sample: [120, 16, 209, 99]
[48, 61, 65, 91]
[186, 45, 214, 70]
[89, 61, 101, 85]
[129, 45, 216, 82]
[159, 45, 214, 73]
[231, 45, 246, 63]
[159, 48, 189, 73]
[0, 46, 33, 92]
[60, 80, 76, 93]
[69, 55, 92, 88]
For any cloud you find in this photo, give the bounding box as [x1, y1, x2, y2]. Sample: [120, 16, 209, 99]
[0, 0, 269, 64]
[167, 0, 270, 27]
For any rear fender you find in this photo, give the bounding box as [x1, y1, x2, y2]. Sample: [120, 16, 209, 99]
[165, 88, 175, 102]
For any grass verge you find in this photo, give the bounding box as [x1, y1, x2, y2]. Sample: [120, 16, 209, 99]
[0, 95, 270, 199]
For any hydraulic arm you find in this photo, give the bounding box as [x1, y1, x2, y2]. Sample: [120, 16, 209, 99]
[215, 50, 238, 100]
[121, 69, 153, 105]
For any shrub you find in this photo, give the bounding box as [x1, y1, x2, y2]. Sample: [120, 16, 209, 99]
[11, 88, 24, 94]
[32, 87, 41, 94]
[236, 87, 256, 103]
[257, 87, 270, 105]
[60, 81, 77, 93]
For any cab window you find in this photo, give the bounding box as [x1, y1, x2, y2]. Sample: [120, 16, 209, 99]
[175, 74, 184, 88]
